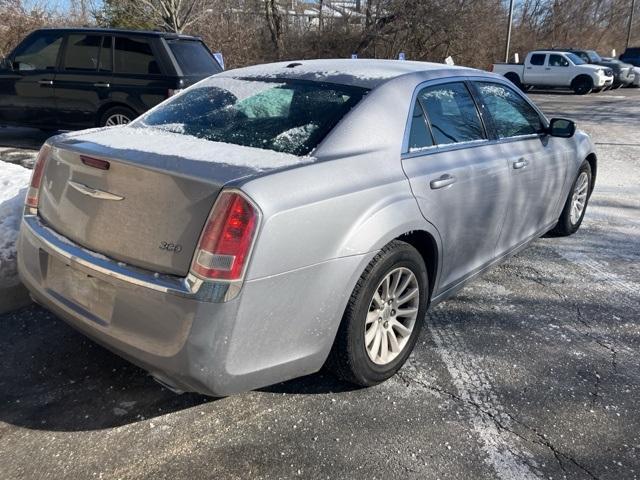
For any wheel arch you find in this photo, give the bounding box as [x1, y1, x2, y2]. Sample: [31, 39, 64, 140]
[395, 230, 439, 303]
[571, 74, 594, 87]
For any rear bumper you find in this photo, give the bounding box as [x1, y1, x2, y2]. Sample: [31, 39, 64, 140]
[18, 215, 368, 396]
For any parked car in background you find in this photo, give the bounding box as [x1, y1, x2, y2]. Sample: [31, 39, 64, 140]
[493, 50, 614, 94]
[565, 49, 635, 88]
[0, 28, 222, 130]
[18, 59, 597, 396]
[620, 47, 640, 67]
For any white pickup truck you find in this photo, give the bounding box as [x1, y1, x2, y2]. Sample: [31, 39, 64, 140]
[492, 50, 614, 94]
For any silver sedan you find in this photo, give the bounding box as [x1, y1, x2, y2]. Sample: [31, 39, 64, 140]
[18, 59, 596, 396]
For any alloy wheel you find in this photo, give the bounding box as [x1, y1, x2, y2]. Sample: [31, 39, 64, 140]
[570, 171, 589, 225]
[365, 267, 420, 365]
[105, 114, 131, 126]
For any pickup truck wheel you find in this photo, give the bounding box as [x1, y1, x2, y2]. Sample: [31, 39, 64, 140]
[326, 240, 428, 387]
[549, 162, 592, 236]
[504, 73, 523, 90]
[571, 76, 594, 95]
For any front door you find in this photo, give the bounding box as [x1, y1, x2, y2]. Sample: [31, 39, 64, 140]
[0, 31, 63, 127]
[402, 81, 511, 291]
[471, 80, 569, 256]
[54, 34, 113, 128]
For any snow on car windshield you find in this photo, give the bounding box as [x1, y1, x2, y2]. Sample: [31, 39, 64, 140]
[137, 77, 368, 156]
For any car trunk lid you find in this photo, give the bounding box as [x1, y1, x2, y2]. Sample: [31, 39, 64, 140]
[37, 128, 269, 277]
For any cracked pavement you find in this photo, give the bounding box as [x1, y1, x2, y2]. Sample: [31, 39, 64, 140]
[1, 88, 639, 479]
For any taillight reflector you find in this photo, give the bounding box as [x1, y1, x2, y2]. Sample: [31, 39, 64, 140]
[191, 191, 259, 281]
[25, 144, 51, 209]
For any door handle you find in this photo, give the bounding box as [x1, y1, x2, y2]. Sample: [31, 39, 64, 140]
[512, 159, 528, 169]
[93, 82, 110, 88]
[430, 174, 456, 190]
[38, 79, 54, 86]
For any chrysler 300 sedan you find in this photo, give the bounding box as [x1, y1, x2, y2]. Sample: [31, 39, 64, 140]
[18, 59, 596, 396]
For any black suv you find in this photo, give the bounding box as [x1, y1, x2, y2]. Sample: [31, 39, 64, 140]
[620, 47, 640, 67]
[0, 28, 222, 130]
[565, 48, 635, 88]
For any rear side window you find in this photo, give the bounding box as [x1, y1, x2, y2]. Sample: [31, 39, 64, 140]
[114, 37, 160, 75]
[63, 34, 101, 71]
[167, 40, 222, 76]
[99, 36, 112, 72]
[529, 54, 546, 66]
[13, 32, 63, 71]
[418, 82, 485, 145]
[138, 78, 368, 156]
[475, 82, 543, 138]
[408, 100, 434, 151]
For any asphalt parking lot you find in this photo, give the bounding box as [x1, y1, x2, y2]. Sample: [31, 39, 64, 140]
[1, 87, 639, 480]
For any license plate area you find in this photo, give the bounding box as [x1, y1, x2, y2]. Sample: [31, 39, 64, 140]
[46, 255, 115, 324]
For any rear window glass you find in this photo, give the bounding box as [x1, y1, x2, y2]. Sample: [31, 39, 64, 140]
[137, 78, 368, 156]
[529, 54, 546, 66]
[63, 34, 101, 71]
[168, 40, 222, 75]
[115, 37, 159, 75]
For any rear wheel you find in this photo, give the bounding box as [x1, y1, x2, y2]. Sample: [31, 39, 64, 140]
[99, 106, 136, 127]
[572, 76, 594, 95]
[504, 73, 525, 91]
[327, 240, 428, 386]
[550, 162, 592, 236]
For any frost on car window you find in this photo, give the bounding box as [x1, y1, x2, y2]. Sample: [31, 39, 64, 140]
[138, 77, 368, 156]
[476, 82, 543, 138]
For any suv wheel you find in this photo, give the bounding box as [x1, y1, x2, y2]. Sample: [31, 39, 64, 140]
[327, 240, 428, 386]
[99, 106, 136, 127]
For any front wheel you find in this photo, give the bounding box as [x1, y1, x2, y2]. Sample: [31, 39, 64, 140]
[327, 240, 428, 387]
[572, 76, 594, 95]
[550, 162, 592, 236]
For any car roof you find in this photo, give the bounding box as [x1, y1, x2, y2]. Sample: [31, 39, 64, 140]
[33, 27, 201, 41]
[217, 58, 481, 89]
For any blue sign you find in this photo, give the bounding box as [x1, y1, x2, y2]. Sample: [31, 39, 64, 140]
[398, 52, 406, 61]
[351, 53, 358, 59]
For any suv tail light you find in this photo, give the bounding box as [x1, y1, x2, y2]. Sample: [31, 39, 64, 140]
[191, 190, 260, 281]
[25, 143, 51, 209]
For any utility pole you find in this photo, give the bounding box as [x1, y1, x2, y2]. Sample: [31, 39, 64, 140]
[627, 0, 637, 50]
[504, 0, 515, 62]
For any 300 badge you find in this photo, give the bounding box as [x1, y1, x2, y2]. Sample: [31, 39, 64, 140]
[159, 242, 183, 253]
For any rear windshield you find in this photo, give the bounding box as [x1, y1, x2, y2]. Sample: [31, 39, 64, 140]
[167, 40, 222, 75]
[137, 77, 368, 156]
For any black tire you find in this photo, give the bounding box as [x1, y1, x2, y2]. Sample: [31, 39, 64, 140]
[549, 161, 592, 237]
[326, 240, 429, 387]
[504, 73, 524, 91]
[571, 76, 594, 95]
[98, 106, 137, 127]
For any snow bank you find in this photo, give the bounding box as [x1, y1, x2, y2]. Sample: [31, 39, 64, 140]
[67, 126, 313, 172]
[0, 162, 31, 288]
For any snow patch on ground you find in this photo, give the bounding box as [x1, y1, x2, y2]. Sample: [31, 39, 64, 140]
[64, 126, 313, 172]
[0, 162, 31, 287]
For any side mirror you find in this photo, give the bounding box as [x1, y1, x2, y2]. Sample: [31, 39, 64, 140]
[548, 118, 576, 138]
[0, 57, 13, 71]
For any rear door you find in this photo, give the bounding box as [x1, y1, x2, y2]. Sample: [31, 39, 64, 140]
[0, 31, 63, 127]
[54, 33, 113, 128]
[109, 35, 173, 115]
[524, 53, 549, 85]
[472, 80, 569, 255]
[402, 80, 511, 291]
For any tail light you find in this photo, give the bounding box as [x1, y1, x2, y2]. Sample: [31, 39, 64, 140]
[25, 143, 51, 209]
[191, 190, 260, 281]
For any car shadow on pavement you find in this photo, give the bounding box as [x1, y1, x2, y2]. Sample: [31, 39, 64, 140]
[0, 304, 213, 432]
